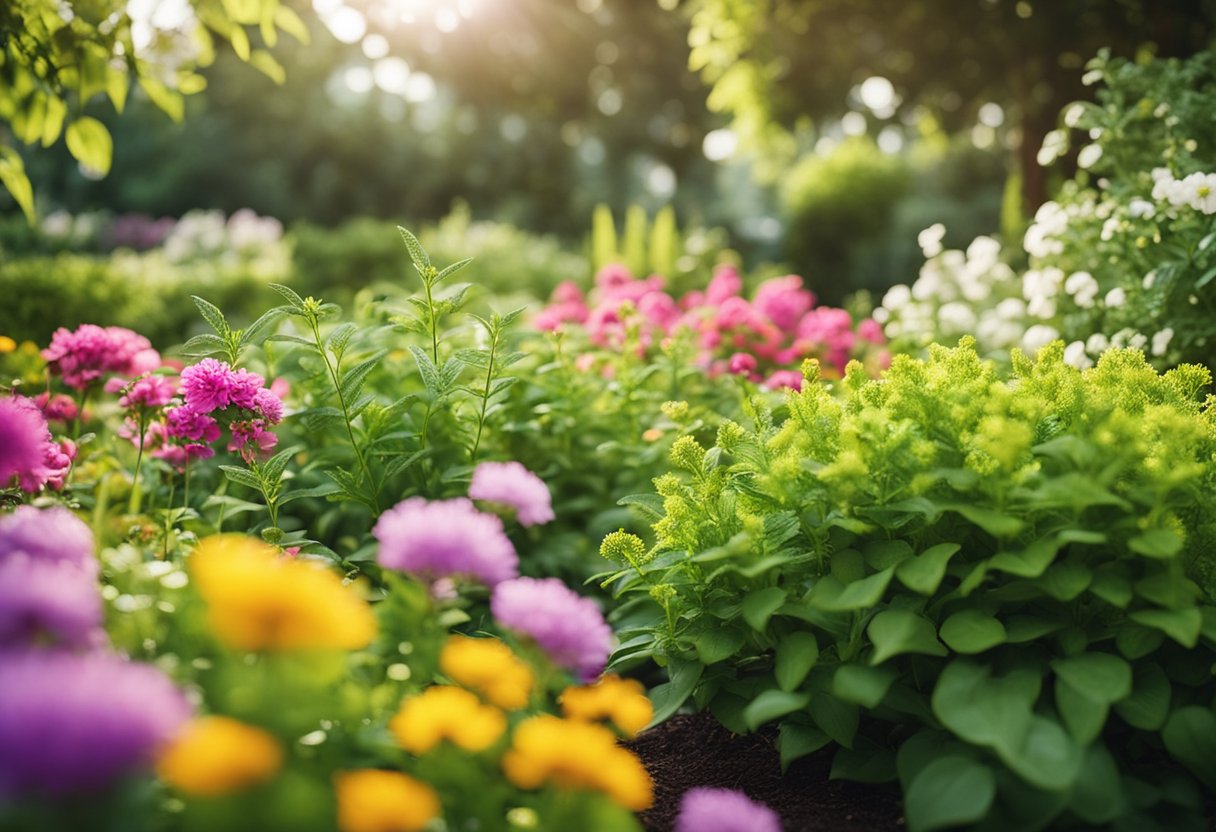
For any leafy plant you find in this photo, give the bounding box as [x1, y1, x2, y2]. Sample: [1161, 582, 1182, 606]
[605, 339, 1216, 831]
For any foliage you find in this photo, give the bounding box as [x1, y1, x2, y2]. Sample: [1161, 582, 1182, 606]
[0, 0, 308, 220]
[605, 340, 1216, 831]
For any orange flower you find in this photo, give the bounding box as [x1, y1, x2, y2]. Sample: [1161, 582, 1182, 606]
[559, 674, 653, 738]
[335, 769, 440, 832]
[440, 635, 534, 710]
[389, 686, 506, 754]
[157, 716, 282, 796]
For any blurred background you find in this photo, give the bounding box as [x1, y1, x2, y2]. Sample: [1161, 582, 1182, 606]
[3, 0, 1215, 322]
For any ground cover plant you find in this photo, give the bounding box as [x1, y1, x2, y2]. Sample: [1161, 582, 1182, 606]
[602, 340, 1216, 831]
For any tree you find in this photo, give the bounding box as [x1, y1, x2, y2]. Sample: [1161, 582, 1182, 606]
[674, 0, 1216, 213]
[0, 0, 308, 220]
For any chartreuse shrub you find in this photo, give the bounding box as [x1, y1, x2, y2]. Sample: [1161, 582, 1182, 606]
[603, 339, 1216, 832]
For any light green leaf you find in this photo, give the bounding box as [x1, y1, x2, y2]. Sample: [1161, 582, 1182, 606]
[743, 689, 810, 731]
[904, 755, 995, 832]
[774, 631, 819, 691]
[1129, 528, 1184, 559]
[895, 543, 959, 595]
[868, 609, 946, 664]
[65, 117, 113, 176]
[939, 610, 1007, 654]
[0, 147, 35, 223]
[741, 586, 787, 631]
[810, 567, 894, 612]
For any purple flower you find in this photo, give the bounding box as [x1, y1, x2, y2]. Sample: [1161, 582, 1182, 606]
[491, 577, 612, 681]
[469, 461, 555, 527]
[0, 555, 103, 648]
[0, 649, 192, 796]
[0, 397, 50, 488]
[674, 788, 782, 832]
[374, 497, 518, 586]
[253, 387, 284, 424]
[0, 506, 96, 573]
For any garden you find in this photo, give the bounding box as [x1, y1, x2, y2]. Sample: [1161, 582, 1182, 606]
[3, 1, 1216, 830]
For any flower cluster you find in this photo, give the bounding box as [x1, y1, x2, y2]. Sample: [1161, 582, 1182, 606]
[440, 635, 535, 710]
[390, 686, 507, 754]
[559, 674, 653, 738]
[374, 497, 519, 587]
[491, 577, 613, 681]
[674, 787, 781, 832]
[0, 396, 74, 492]
[535, 262, 888, 386]
[159, 358, 284, 465]
[156, 716, 283, 797]
[468, 461, 555, 526]
[42, 324, 161, 390]
[0, 506, 192, 796]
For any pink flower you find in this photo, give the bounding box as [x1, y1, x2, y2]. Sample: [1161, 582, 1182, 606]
[765, 370, 803, 391]
[637, 291, 681, 332]
[595, 263, 634, 293]
[469, 461, 555, 526]
[0, 397, 53, 488]
[151, 443, 213, 470]
[40, 439, 75, 491]
[715, 297, 754, 330]
[552, 281, 586, 305]
[705, 265, 743, 305]
[857, 318, 886, 344]
[270, 376, 291, 400]
[374, 497, 519, 587]
[534, 302, 589, 332]
[42, 325, 159, 390]
[253, 388, 284, 424]
[675, 788, 781, 832]
[727, 352, 757, 375]
[119, 375, 176, 410]
[180, 358, 264, 413]
[754, 275, 814, 333]
[227, 419, 278, 463]
[491, 577, 612, 681]
[33, 393, 78, 423]
[165, 406, 221, 443]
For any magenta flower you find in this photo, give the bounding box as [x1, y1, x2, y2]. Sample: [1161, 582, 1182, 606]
[704, 265, 743, 305]
[374, 497, 518, 586]
[0, 505, 96, 573]
[0, 555, 103, 649]
[165, 405, 221, 443]
[253, 387, 284, 424]
[0, 397, 50, 489]
[491, 577, 612, 680]
[42, 325, 159, 390]
[674, 788, 781, 832]
[469, 461, 555, 526]
[32, 393, 78, 423]
[857, 317, 886, 344]
[151, 443, 214, 470]
[0, 649, 192, 796]
[727, 352, 758, 376]
[119, 375, 176, 410]
[765, 370, 804, 391]
[228, 419, 278, 463]
[180, 358, 248, 413]
[754, 275, 815, 333]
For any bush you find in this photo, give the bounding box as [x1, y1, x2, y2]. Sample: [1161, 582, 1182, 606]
[605, 340, 1216, 831]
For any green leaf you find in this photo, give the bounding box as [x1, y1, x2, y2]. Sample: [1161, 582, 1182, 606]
[1130, 607, 1201, 648]
[932, 661, 1037, 760]
[778, 722, 831, 770]
[340, 352, 387, 403]
[1055, 678, 1107, 743]
[398, 226, 431, 271]
[408, 345, 441, 396]
[833, 664, 898, 708]
[1163, 706, 1216, 790]
[1114, 622, 1165, 659]
[219, 464, 263, 491]
[65, 117, 113, 176]
[862, 539, 913, 570]
[989, 536, 1062, 578]
[1135, 571, 1201, 608]
[1129, 528, 1184, 559]
[616, 493, 666, 520]
[1004, 614, 1064, 643]
[1051, 652, 1131, 705]
[1035, 561, 1092, 601]
[741, 586, 787, 631]
[939, 610, 1007, 654]
[191, 295, 229, 337]
[435, 257, 474, 282]
[1002, 715, 1084, 792]
[179, 333, 227, 357]
[1068, 744, 1125, 825]
[249, 49, 286, 84]
[139, 76, 184, 122]
[648, 657, 702, 725]
[279, 483, 343, 505]
[693, 627, 744, 665]
[268, 282, 308, 310]
[809, 692, 858, 747]
[810, 567, 894, 612]
[0, 147, 35, 223]
[1113, 663, 1170, 730]
[868, 609, 946, 664]
[743, 689, 810, 731]
[774, 631, 819, 691]
[904, 755, 995, 832]
[895, 543, 959, 595]
[943, 504, 1024, 537]
[830, 746, 898, 783]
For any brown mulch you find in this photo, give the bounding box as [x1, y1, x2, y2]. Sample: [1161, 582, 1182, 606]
[625, 712, 905, 832]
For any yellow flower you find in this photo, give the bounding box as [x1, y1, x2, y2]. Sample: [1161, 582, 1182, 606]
[157, 716, 283, 796]
[335, 769, 440, 832]
[439, 635, 534, 710]
[389, 686, 506, 754]
[189, 535, 376, 652]
[0, 336, 16, 353]
[559, 674, 653, 738]
[501, 716, 653, 811]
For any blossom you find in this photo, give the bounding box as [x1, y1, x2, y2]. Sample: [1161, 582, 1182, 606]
[253, 387, 284, 423]
[918, 223, 946, 257]
[0, 505, 96, 571]
[119, 375, 177, 410]
[1063, 271, 1100, 308]
[1063, 341, 1094, 370]
[157, 716, 283, 796]
[0, 554, 103, 648]
[501, 715, 652, 810]
[180, 358, 265, 413]
[559, 675, 653, 738]
[335, 770, 440, 832]
[727, 352, 757, 376]
[0, 396, 52, 489]
[374, 497, 518, 587]
[704, 265, 742, 304]
[1022, 325, 1060, 353]
[165, 406, 221, 442]
[764, 370, 803, 391]
[42, 325, 159, 389]
[189, 535, 377, 651]
[468, 461, 555, 527]
[674, 788, 781, 832]
[33, 393, 78, 423]
[440, 635, 534, 710]
[389, 686, 506, 754]
[0, 648, 192, 796]
[491, 577, 612, 680]
[753, 275, 814, 332]
[1151, 327, 1175, 357]
[228, 419, 278, 463]
[1105, 287, 1127, 308]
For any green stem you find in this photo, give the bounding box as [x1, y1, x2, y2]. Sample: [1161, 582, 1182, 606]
[423, 273, 439, 365]
[127, 413, 147, 515]
[469, 330, 499, 463]
[309, 317, 378, 513]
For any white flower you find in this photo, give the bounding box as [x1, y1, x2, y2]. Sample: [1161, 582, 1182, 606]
[938, 302, 977, 334]
[976, 317, 1022, 350]
[965, 236, 1002, 265]
[1129, 198, 1156, 219]
[1151, 167, 1172, 183]
[1063, 341, 1093, 369]
[871, 306, 890, 324]
[1151, 327, 1175, 357]
[1022, 324, 1060, 353]
[1023, 268, 1062, 301]
[881, 284, 912, 311]
[917, 223, 947, 257]
[1129, 333, 1148, 351]
[1085, 333, 1109, 355]
[1187, 172, 1216, 214]
[994, 298, 1027, 320]
[1104, 287, 1127, 308]
[1100, 216, 1121, 241]
[1063, 271, 1099, 308]
[1142, 272, 1156, 290]
[1027, 296, 1056, 319]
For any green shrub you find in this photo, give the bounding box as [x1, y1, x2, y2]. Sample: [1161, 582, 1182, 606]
[606, 340, 1216, 831]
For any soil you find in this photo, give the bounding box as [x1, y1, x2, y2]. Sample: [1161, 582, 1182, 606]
[626, 712, 905, 832]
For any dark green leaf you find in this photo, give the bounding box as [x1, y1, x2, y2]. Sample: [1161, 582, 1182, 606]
[1130, 608, 1201, 648]
[648, 657, 702, 725]
[1113, 663, 1170, 730]
[1129, 529, 1184, 559]
[617, 493, 666, 519]
[778, 722, 831, 770]
[904, 755, 995, 832]
[741, 586, 787, 631]
[809, 692, 858, 747]
[810, 567, 894, 612]
[939, 610, 1007, 654]
[219, 464, 262, 492]
[775, 631, 819, 691]
[744, 689, 811, 731]
[830, 746, 897, 783]
[1163, 706, 1216, 790]
[833, 664, 898, 708]
[693, 627, 745, 665]
[1055, 678, 1107, 743]
[895, 543, 959, 595]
